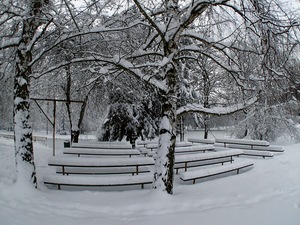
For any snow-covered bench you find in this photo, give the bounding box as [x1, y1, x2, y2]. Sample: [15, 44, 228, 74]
[48, 156, 155, 176]
[63, 148, 141, 157]
[44, 174, 154, 190]
[145, 141, 193, 151]
[71, 142, 132, 149]
[175, 145, 215, 154]
[241, 150, 274, 158]
[187, 138, 215, 145]
[136, 140, 157, 147]
[174, 149, 243, 174]
[220, 143, 284, 153]
[215, 138, 269, 149]
[180, 160, 254, 184]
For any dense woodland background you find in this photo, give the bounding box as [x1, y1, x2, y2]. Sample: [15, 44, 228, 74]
[0, 0, 300, 193]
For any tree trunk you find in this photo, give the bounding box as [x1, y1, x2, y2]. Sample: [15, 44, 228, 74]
[14, 0, 46, 187]
[153, 63, 178, 194]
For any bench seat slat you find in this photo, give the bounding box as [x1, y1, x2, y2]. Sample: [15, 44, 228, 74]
[180, 160, 254, 182]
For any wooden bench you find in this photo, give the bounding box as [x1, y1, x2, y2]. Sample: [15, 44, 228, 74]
[32, 136, 47, 143]
[241, 150, 274, 158]
[215, 138, 269, 149]
[222, 144, 284, 152]
[44, 174, 153, 190]
[187, 138, 215, 145]
[55, 166, 152, 176]
[71, 142, 132, 149]
[145, 141, 193, 151]
[63, 148, 141, 157]
[136, 140, 157, 147]
[174, 149, 243, 174]
[48, 156, 155, 175]
[175, 145, 215, 154]
[180, 160, 254, 184]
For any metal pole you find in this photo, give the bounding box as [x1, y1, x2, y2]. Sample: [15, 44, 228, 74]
[53, 100, 56, 156]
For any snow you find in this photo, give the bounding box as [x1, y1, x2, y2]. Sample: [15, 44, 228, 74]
[215, 138, 269, 146]
[180, 159, 254, 181]
[175, 149, 242, 163]
[1, 133, 300, 225]
[48, 156, 155, 167]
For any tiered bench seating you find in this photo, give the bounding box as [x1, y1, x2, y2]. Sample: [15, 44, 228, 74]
[214, 138, 283, 158]
[48, 156, 155, 175]
[44, 174, 153, 190]
[180, 159, 254, 184]
[63, 148, 141, 157]
[187, 138, 215, 145]
[174, 149, 243, 174]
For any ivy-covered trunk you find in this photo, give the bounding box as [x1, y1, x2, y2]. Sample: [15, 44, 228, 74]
[14, 0, 46, 187]
[153, 61, 178, 194]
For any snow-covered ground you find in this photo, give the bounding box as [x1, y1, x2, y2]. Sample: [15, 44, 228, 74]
[0, 131, 300, 225]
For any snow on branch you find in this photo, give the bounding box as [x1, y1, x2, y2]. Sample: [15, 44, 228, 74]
[0, 37, 20, 49]
[177, 96, 258, 116]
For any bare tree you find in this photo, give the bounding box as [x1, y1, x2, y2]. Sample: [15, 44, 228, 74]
[0, 0, 52, 187]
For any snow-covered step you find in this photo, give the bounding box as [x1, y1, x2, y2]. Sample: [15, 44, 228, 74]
[180, 160, 254, 184]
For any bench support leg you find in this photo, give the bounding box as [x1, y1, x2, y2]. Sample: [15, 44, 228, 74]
[136, 165, 139, 175]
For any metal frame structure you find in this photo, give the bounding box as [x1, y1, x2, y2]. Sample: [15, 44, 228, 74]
[31, 98, 84, 156]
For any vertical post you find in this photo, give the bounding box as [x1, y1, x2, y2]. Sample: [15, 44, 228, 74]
[53, 100, 56, 156]
[46, 101, 49, 135]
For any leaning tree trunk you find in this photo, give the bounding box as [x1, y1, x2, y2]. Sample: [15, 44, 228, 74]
[14, 0, 46, 187]
[153, 63, 178, 194]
